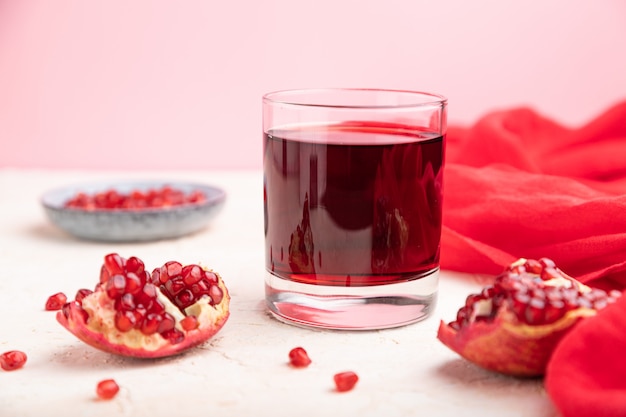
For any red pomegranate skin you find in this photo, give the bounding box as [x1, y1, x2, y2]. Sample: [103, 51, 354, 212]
[437, 308, 594, 377]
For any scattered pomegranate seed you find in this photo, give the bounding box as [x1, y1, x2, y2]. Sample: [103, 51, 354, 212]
[334, 371, 359, 392]
[64, 186, 206, 211]
[0, 350, 27, 371]
[288, 347, 312, 368]
[45, 292, 67, 311]
[96, 379, 120, 400]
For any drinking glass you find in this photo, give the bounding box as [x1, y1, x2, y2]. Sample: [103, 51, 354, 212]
[263, 88, 447, 330]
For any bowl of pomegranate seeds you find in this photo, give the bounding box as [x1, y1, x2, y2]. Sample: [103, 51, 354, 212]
[41, 180, 226, 242]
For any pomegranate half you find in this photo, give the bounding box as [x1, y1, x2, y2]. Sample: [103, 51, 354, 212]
[57, 253, 230, 358]
[437, 258, 621, 377]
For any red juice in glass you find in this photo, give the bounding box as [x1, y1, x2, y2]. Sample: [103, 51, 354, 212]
[264, 122, 443, 285]
[263, 89, 447, 330]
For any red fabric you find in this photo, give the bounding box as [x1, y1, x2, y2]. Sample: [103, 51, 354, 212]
[441, 101, 626, 291]
[545, 293, 626, 417]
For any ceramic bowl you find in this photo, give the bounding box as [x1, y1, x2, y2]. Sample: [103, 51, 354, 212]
[41, 180, 226, 242]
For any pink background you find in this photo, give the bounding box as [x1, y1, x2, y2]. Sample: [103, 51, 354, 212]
[1, 1, 625, 171]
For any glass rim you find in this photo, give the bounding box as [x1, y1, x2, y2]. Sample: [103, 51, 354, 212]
[263, 88, 447, 110]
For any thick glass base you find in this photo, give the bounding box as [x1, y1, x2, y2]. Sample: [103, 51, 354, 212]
[265, 269, 438, 330]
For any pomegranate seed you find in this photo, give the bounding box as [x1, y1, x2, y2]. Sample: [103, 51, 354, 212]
[544, 287, 562, 302]
[140, 313, 162, 335]
[511, 292, 531, 318]
[288, 347, 312, 368]
[104, 253, 125, 275]
[62, 301, 89, 322]
[530, 288, 546, 300]
[586, 288, 608, 301]
[464, 293, 483, 308]
[187, 190, 206, 204]
[150, 268, 162, 284]
[524, 298, 546, 324]
[508, 265, 525, 275]
[161, 328, 185, 345]
[148, 297, 165, 314]
[106, 274, 127, 299]
[124, 272, 143, 295]
[563, 297, 580, 313]
[561, 287, 579, 302]
[96, 379, 119, 400]
[204, 271, 219, 284]
[0, 350, 27, 371]
[45, 292, 67, 311]
[125, 256, 145, 275]
[180, 316, 199, 331]
[455, 307, 469, 327]
[481, 286, 497, 298]
[157, 313, 176, 334]
[75, 288, 93, 302]
[523, 259, 542, 274]
[99, 265, 110, 284]
[182, 265, 203, 285]
[164, 261, 183, 278]
[541, 267, 560, 281]
[132, 307, 147, 323]
[175, 289, 194, 309]
[115, 310, 137, 332]
[138, 282, 158, 302]
[539, 257, 556, 269]
[190, 280, 210, 296]
[544, 300, 566, 323]
[165, 277, 185, 296]
[577, 297, 593, 309]
[209, 285, 224, 305]
[117, 293, 136, 311]
[334, 371, 359, 392]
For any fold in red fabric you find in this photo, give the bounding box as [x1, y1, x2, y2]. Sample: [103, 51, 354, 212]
[545, 292, 626, 417]
[441, 101, 626, 291]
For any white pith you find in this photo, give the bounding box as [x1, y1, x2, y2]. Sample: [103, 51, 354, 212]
[471, 299, 493, 320]
[81, 290, 168, 351]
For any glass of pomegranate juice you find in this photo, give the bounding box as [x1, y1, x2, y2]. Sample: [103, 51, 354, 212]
[263, 88, 447, 330]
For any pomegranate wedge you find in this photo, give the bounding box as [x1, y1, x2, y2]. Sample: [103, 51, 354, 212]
[437, 258, 621, 377]
[57, 253, 230, 358]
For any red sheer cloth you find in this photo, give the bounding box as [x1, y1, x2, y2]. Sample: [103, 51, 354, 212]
[441, 101, 626, 291]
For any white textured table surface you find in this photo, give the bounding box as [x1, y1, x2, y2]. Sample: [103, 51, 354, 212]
[0, 169, 559, 417]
